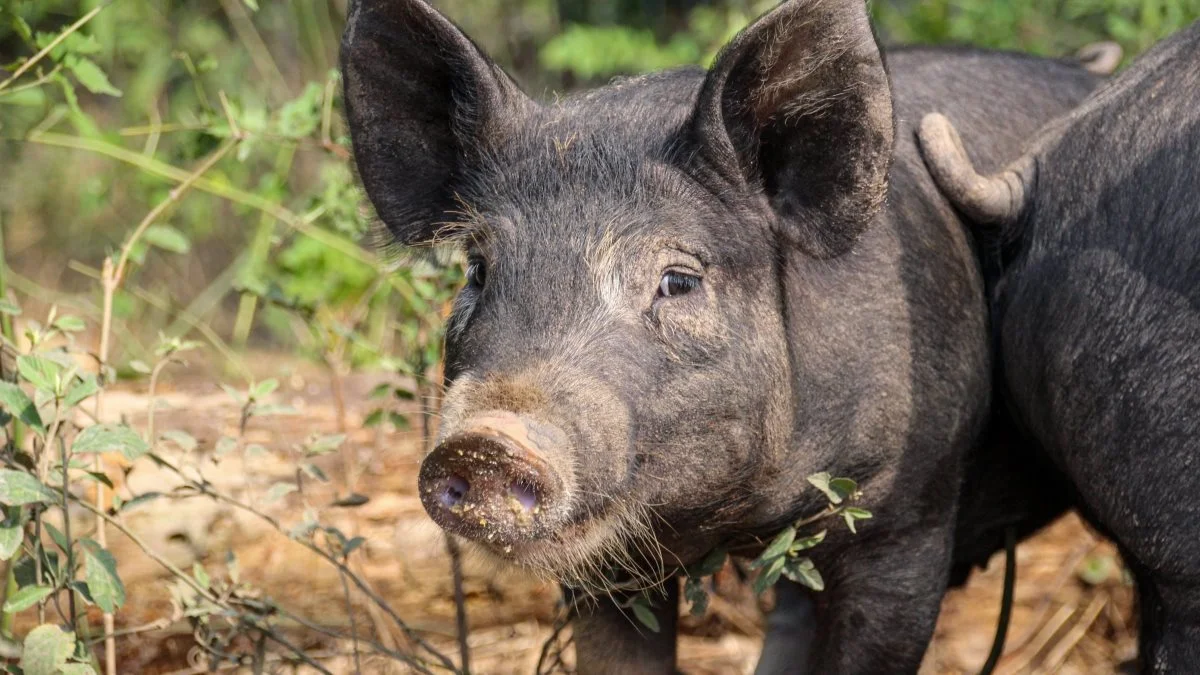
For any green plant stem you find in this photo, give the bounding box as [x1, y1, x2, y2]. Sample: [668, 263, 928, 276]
[0, 65, 63, 100]
[32, 513, 44, 624]
[0, 213, 27, 638]
[113, 141, 238, 286]
[336, 561, 362, 675]
[58, 436, 78, 635]
[23, 133, 373, 266]
[233, 144, 294, 347]
[0, 558, 16, 638]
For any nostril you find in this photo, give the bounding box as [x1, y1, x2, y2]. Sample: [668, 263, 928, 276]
[441, 475, 470, 508]
[509, 480, 538, 510]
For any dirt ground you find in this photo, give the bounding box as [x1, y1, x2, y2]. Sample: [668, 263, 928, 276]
[33, 353, 1135, 674]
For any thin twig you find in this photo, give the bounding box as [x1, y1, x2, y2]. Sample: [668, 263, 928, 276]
[0, 3, 110, 92]
[112, 140, 238, 286]
[446, 536, 470, 674]
[337, 560, 362, 674]
[84, 618, 173, 644]
[0, 64, 63, 99]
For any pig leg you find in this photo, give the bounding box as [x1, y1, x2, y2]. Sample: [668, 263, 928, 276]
[566, 581, 680, 675]
[1127, 566, 1200, 673]
[755, 580, 817, 675]
[806, 524, 955, 674]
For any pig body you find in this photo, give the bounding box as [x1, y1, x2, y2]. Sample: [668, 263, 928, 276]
[919, 21, 1200, 673]
[341, 1, 1097, 672]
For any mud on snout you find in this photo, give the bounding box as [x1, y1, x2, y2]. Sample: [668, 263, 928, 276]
[418, 377, 664, 591]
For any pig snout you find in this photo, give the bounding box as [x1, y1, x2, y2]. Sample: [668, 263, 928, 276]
[419, 413, 569, 548]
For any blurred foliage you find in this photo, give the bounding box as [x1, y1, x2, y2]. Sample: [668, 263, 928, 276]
[0, 0, 1196, 379]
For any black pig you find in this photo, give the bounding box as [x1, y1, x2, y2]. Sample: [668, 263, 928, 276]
[918, 20, 1200, 674]
[341, 0, 1100, 671]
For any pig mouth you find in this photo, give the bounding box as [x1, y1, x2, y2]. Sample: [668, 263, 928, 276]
[418, 411, 666, 591]
[454, 503, 669, 593]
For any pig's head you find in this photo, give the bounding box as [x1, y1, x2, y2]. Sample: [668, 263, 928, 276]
[342, 0, 893, 590]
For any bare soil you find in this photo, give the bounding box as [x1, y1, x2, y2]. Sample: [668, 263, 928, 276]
[24, 353, 1133, 674]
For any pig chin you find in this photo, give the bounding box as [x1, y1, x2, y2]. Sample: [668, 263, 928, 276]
[456, 500, 666, 593]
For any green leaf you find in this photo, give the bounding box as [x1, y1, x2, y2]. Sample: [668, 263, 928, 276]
[64, 375, 99, 409]
[684, 578, 709, 617]
[16, 355, 60, 394]
[252, 403, 297, 417]
[42, 522, 68, 554]
[755, 526, 795, 566]
[806, 472, 842, 504]
[304, 433, 345, 456]
[220, 384, 245, 403]
[127, 360, 152, 375]
[251, 378, 279, 400]
[265, 482, 298, 503]
[0, 382, 45, 433]
[0, 509, 23, 560]
[0, 471, 56, 506]
[368, 383, 391, 399]
[193, 562, 210, 590]
[688, 547, 727, 578]
[343, 536, 366, 557]
[752, 555, 786, 595]
[829, 477, 858, 501]
[330, 493, 369, 508]
[80, 539, 125, 613]
[630, 601, 660, 633]
[52, 316, 86, 333]
[72, 424, 149, 461]
[116, 492, 162, 513]
[60, 664, 98, 675]
[0, 300, 21, 315]
[3, 585, 53, 613]
[65, 56, 122, 97]
[214, 436, 238, 457]
[388, 411, 411, 430]
[226, 551, 240, 584]
[142, 225, 190, 254]
[782, 557, 825, 592]
[842, 507, 873, 534]
[362, 408, 384, 428]
[790, 530, 827, 553]
[20, 624, 75, 675]
[160, 430, 197, 452]
[300, 463, 329, 482]
[80, 471, 114, 490]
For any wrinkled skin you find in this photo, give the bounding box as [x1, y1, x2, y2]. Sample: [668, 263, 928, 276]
[919, 21, 1200, 674]
[341, 1, 1097, 672]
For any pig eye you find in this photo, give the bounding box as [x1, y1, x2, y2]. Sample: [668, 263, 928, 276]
[658, 270, 701, 298]
[466, 257, 487, 288]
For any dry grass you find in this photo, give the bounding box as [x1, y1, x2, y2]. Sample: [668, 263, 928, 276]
[22, 353, 1134, 674]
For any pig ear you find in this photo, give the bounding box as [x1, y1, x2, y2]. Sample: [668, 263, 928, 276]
[341, 0, 533, 245]
[690, 0, 894, 258]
